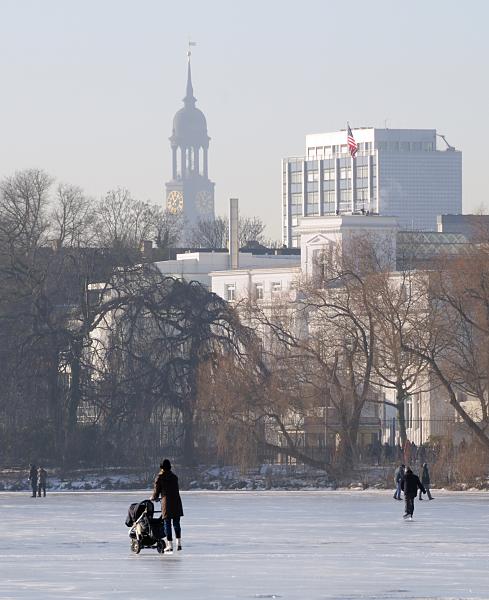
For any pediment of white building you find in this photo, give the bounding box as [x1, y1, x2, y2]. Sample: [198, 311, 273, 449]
[306, 234, 335, 246]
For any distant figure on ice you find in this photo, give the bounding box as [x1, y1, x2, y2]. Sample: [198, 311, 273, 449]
[401, 466, 426, 519]
[419, 463, 433, 501]
[393, 464, 405, 500]
[37, 466, 47, 497]
[151, 459, 184, 552]
[28, 464, 37, 497]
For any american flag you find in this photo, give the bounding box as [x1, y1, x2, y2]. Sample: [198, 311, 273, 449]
[347, 123, 358, 158]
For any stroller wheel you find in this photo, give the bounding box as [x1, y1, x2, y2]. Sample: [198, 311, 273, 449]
[131, 539, 141, 554]
[157, 540, 166, 554]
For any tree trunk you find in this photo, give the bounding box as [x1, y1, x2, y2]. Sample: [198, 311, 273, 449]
[46, 345, 62, 459]
[64, 338, 82, 466]
[181, 399, 195, 466]
[396, 384, 408, 446]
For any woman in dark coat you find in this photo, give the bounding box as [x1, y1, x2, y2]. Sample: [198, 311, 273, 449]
[419, 462, 434, 500]
[151, 459, 184, 552]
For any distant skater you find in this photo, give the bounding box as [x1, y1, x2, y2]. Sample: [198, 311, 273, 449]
[151, 459, 184, 552]
[37, 466, 47, 497]
[393, 464, 405, 500]
[28, 464, 37, 498]
[401, 466, 426, 519]
[419, 463, 433, 501]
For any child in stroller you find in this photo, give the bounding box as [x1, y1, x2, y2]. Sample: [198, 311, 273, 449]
[125, 499, 166, 554]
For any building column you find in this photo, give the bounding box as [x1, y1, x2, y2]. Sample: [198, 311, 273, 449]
[351, 156, 356, 213]
[172, 147, 177, 179]
[334, 158, 340, 214]
[203, 148, 208, 178]
[368, 154, 373, 212]
[194, 146, 200, 175]
[283, 161, 290, 247]
[318, 159, 324, 216]
[180, 147, 186, 178]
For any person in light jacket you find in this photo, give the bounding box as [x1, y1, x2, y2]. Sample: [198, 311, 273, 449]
[393, 464, 405, 500]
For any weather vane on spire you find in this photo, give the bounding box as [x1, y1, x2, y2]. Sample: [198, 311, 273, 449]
[187, 40, 197, 60]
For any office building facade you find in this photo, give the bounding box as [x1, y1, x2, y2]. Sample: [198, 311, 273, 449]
[282, 128, 462, 247]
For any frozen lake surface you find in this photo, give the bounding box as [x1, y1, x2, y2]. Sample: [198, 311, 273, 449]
[1, 490, 488, 599]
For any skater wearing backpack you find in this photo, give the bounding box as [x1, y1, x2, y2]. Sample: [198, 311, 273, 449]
[393, 464, 405, 500]
[151, 459, 184, 552]
[401, 466, 426, 519]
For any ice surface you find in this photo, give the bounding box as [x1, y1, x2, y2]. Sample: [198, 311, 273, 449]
[0, 490, 488, 599]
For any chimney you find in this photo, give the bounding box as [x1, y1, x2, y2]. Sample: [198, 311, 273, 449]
[229, 198, 239, 269]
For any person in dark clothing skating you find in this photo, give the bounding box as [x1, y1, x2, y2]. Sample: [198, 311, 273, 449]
[28, 464, 37, 497]
[401, 466, 426, 519]
[419, 462, 433, 500]
[151, 459, 184, 552]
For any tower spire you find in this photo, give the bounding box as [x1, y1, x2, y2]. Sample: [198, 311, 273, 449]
[184, 41, 197, 106]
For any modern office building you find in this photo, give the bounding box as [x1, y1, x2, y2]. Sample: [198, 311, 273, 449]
[282, 128, 462, 247]
[165, 54, 215, 239]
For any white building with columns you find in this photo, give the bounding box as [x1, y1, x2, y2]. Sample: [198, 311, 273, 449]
[211, 213, 467, 448]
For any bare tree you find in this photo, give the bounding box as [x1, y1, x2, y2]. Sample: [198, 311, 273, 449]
[400, 249, 489, 451]
[94, 188, 155, 250]
[366, 267, 429, 445]
[0, 168, 52, 251]
[50, 183, 96, 248]
[188, 215, 267, 248]
[153, 208, 184, 249]
[187, 216, 228, 248]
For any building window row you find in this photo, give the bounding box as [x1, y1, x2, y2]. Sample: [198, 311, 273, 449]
[307, 142, 373, 159]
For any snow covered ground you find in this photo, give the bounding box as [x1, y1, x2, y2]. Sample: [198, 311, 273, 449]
[0, 490, 488, 599]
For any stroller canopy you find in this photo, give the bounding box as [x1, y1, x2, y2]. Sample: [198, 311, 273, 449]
[125, 499, 154, 527]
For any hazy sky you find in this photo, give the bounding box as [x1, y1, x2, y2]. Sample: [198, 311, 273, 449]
[0, 0, 488, 240]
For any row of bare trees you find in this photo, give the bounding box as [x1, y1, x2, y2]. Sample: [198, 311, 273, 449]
[3, 169, 489, 476]
[196, 234, 489, 475]
[0, 169, 256, 467]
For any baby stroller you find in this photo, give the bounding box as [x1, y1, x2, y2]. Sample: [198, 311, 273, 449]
[125, 499, 166, 554]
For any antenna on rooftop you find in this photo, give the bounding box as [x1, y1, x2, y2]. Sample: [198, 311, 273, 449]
[437, 134, 456, 151]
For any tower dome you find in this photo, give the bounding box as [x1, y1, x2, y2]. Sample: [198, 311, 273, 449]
[171, 61, 209, 147]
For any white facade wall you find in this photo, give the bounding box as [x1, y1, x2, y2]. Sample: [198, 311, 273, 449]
[298, 215, 398, 278]
[211, 267, 300, 303]
[154, 251, 300, 288]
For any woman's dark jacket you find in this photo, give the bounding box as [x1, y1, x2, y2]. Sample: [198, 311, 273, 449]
[401, 471, 426, 497]
[421, 465, 431, 485]
[151, 469, 184, 518]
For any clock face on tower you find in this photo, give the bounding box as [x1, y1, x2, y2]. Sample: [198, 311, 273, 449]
[195, 190, 213, 213]
[167, 190, 184, 214]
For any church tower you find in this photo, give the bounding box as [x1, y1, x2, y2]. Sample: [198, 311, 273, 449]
[165, 51, 215, 238]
